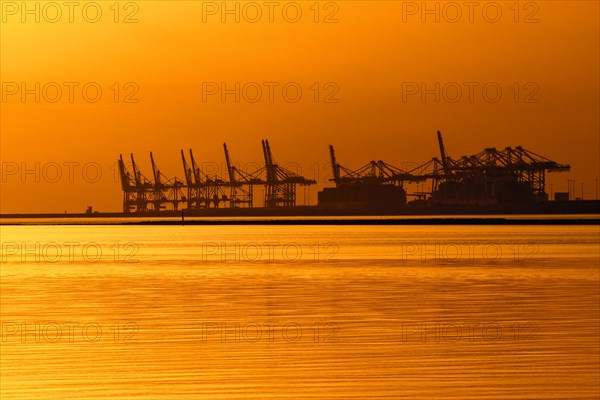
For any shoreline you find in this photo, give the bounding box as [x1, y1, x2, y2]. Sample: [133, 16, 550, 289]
[1, 217, 598, 226]
[2, 201, 598, 225]
[121, 218, 600, 226]
[2, 200, 599, 219]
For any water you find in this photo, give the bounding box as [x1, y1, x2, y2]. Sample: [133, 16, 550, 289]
[1, 224, 599, 399]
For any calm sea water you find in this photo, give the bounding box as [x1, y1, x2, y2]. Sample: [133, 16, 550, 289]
[1, 223, 599, 399]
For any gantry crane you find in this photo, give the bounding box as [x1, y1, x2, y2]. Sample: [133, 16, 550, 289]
[328, 145, 426, 186]
[130, 154, 153, 212]
[118, 154, 136, 213]
[223, 143, 264, 207]
[320, 145, 426, 209]
[260, 139, 316, 207]
[149, 152, 185, 211]
[407, 131, 571, 203]
[181, 149, 228, 208]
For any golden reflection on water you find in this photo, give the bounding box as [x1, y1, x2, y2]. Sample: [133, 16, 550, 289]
[1, 225, 599, 399]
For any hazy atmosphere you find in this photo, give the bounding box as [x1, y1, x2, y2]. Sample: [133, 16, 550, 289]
[1, 1, 599, 213]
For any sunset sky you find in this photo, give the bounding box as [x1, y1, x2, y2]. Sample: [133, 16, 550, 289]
[1, 1, 599, 213]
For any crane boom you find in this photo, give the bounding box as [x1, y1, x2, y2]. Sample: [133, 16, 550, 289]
[150, 152, 161, 185]
[329, 145, 340, 183]
[223, 143, 236, 184]
[118, 154, 129, 190]
[189, 149, 202, 185]
[437, 130, 450, 178]
[181, 149, 194, 186]
[130, 154, 141, 186]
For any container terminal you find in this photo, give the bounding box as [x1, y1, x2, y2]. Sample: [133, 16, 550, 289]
[110, 131, 597, 216]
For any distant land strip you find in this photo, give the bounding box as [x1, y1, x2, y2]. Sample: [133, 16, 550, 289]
[121, 218, 600, 226]
[1, 218, 598, 226]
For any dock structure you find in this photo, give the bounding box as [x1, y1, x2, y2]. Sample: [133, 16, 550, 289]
[118, 139, 316, 213]
[412, 131, 571, 205]
[320, 131, 570, 209]
[318, 145, 426, 210]
[119, 133, 571, 213]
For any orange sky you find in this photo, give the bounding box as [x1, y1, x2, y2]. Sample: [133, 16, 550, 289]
[1, 1, 599, 213]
